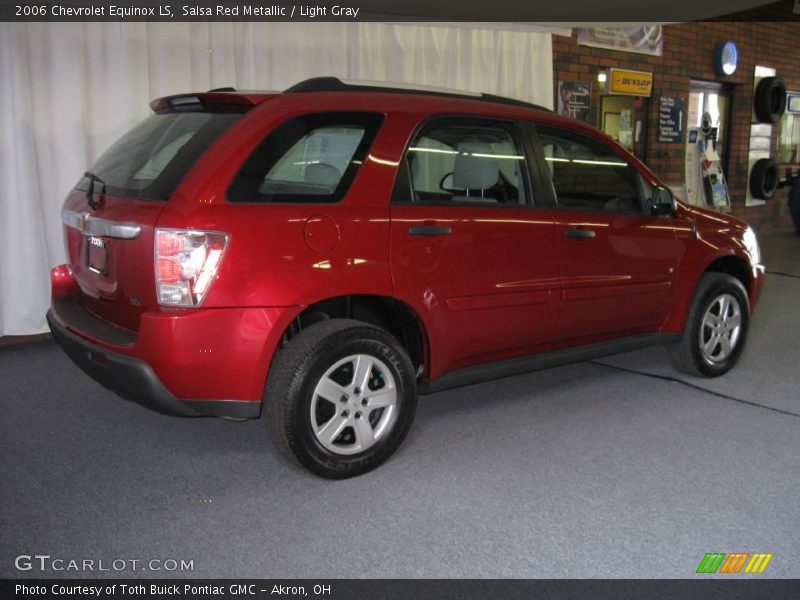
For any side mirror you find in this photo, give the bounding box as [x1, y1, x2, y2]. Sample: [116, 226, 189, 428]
[650, 186, 676, 217]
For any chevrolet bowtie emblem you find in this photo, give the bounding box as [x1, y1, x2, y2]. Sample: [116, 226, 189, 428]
[77, 213, 90, 233]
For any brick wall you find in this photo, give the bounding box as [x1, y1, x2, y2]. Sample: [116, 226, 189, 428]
[551, 1, 800, 229]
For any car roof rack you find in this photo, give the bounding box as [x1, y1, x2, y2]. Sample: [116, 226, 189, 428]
[284, 77, 551, 112]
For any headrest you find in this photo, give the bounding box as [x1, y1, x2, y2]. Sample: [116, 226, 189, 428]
[453, 141, 499, 191]
[304, 162, 341, 189]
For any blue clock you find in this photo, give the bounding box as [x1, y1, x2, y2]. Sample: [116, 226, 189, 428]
[714, 41, 738, 77]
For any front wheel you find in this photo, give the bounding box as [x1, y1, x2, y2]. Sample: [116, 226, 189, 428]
[669, 273, 750, 377]
[265, 319, 417, 479]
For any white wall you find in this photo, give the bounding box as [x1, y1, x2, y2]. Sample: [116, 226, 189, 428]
[0, 22, 553, 335]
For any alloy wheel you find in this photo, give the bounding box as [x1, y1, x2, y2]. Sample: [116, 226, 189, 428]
[699, 293, 742, 365]
[310, 354, 398, 456]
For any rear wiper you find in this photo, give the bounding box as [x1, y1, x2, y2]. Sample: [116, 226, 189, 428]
[84, 171, 106, 210]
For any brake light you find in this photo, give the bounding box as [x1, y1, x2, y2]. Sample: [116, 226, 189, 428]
[157, 258, 183, 284]
[157, 231, 185, 256]
[155, 229, 229, 306]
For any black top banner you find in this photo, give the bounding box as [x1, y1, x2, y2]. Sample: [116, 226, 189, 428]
[0, 0, 786, 22]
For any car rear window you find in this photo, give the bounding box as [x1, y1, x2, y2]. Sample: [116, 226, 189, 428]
[76, 112, 242, 201]
[227, 112, 384, 204]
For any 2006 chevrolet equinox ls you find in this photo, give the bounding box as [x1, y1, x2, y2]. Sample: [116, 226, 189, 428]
[47, 77, 765, 478]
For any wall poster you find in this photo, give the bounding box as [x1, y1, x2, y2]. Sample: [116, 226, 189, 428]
[658, 96, 684, 143]
[557, 81, 592, 123]
[577, 27, 663, 57]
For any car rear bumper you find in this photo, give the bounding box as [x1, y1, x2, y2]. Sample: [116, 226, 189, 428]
[48, 309, 260, 418]
[47, 294, 294, 418]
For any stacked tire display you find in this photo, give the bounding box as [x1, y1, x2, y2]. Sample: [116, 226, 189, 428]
[749, 76, 786, 201]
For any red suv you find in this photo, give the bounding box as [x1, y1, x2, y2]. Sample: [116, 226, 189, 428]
[48, 78, 764, 478]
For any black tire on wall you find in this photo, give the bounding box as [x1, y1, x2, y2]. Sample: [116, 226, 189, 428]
[753, 76, 787, 123]
[749, 158, 779, 200]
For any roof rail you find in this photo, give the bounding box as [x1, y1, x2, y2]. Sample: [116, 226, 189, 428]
[207, 86, 236, 92]
[284, 77, 551, 112]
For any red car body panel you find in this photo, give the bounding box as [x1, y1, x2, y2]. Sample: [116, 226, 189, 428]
[390, 203, 562, 376]
[663, 203, 764, 333]
[49, 88, 765, 415]
[63, 195, 164, 331]
[551, 209, 679, 340]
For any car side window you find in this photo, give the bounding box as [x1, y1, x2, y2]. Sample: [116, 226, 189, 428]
[228, 112, 384, 204]
[405, 119, 529, 206]
[536, 125, 644, 214]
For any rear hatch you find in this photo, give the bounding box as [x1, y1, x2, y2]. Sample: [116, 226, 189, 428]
[62, 98, 250, 332]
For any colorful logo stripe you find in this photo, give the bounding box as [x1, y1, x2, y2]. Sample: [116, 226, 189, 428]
[696, 552, 773, 574]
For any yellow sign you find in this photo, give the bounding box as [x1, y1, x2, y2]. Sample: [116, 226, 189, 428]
[608, 68, 653, 96]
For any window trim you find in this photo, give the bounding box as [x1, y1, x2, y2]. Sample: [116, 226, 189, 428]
[391, 115, 538, 210]
[226, 111, 385, 205]
[530, 123, 650, 217]
[520, 120, 558, 208]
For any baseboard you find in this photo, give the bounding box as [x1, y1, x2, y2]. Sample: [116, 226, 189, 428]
[0, 333, 53, 348]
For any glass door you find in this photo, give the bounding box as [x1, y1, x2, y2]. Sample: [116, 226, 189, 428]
[688, 81, 731, 171]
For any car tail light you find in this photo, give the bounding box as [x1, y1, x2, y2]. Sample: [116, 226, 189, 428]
[155, 229, 229, 306]
[51, 264, 79, 299]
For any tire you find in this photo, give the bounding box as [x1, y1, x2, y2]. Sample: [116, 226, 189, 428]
[669, 273, 750, 378]
[265, 319, 417, 479]
[753, 76, 787, 123]
[749, 158, 779, 200]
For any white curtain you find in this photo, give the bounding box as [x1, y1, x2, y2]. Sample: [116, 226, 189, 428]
[0, 22, 552, 335]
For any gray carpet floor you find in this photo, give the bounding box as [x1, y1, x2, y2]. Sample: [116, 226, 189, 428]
[1, 230, 798, 579]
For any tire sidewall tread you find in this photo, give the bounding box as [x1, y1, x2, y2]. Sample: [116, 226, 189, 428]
[670, 272, 750, 378]
[265, 319, 417, 479]
[753, 76, 787, 124]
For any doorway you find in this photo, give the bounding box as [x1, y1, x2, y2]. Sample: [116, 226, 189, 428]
[688, 80, 731, 173]
[600, 95, 649, 161]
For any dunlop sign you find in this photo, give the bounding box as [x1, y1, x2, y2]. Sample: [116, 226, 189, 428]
[608, 68, 653, 96]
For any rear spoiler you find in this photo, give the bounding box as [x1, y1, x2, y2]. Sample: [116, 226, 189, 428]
[150, 91, 278, 114]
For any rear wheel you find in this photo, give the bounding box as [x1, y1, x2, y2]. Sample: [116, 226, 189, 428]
[265, 319, 417, 478]
[669, 273, 750, 377]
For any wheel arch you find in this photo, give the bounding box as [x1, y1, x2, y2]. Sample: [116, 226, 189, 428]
[665, 250, 752, 333]
[703, 254, 752, 296]
[280, 294, 429, 378]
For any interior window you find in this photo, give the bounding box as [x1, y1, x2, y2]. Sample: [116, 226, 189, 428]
[778, 93, 800, 164]
[264, 127, 366, 194]
[537, 125, 644, 214]
[132, 132, 194, 181]
[228, 112, 384, 203]
[406, 120, 528, 206]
